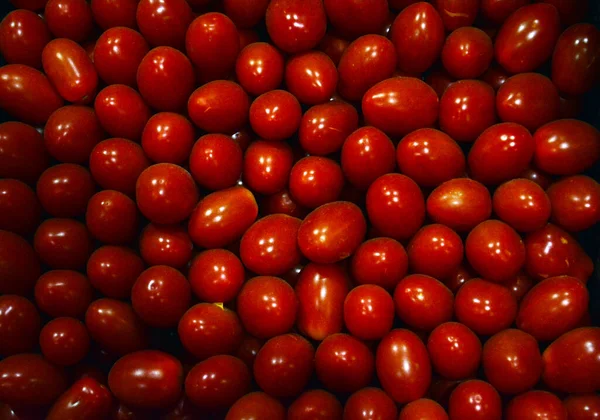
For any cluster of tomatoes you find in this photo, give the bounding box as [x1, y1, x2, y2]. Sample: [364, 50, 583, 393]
[0, 0, 600, 418]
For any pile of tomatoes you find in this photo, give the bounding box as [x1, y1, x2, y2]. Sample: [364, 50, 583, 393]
[0, 0, 599, 418]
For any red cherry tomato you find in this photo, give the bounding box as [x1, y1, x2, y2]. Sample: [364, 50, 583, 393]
[0, 64, 64, 125]
[0, 122, 49, 185]
[94, 84, 151, 141]
[85, 298, 148, 356]
[324, 0, 388, 39]
[400, 399, 448, 420]
[188, 80, 250, 134]
[495, 3, 561, 73]
[39, 317, 90, 366]
[285, 51, 338, 105]
[91, 0, 138, 30]
[288, 390, 343, 420]
[564, 394, 600, 420]
[237, 276, 298, 339]
[318, 32, 350, 66]
[249, 90, 302, 141]
[44, 0, 94, 42]
[481, 0, 529, 24]
[448, 380, 501, 420]
[298, 201, 367, 264]
[36, 163, 95, 218]
[391, 3, 445, 73]
[223, 0, 269, 28]
[185, 355, 251, 410]
[366, 174, 425, 240]
[454, 278, 518, 335]
[138, 223, 191, 269]
[235, 42, 284, 96]
[225, 392, 286, 420]
[0, 295, 40, 356]
[505, 390, 567, 420]
[434, 0, 479, 30]
[86, 190, 138, 245]
[87, 246, 145, 299]
[443, 263, 476, 293]
[0, 179, 41, 236]
[34, 218, 93, 270]
[266, 0, 327, 54]
[428, 322, 481, 380]
[94, 27, 149, 87]
[442, 27, 493, 79]
[108, 350, 183, 409]
[289, 156, 344, 208]
[362, 77, 439, 137]
[299, 101, 358, 156]
[188, 249, 245, 303]
[189, 133, 243, 191]
[47, 377, 113, 420]
[0, 9, 51, 68]
[0, 230, 40, 296]
[482, 329, 542, 394]
[254, 334, 314, 397]
[344, 284, 394, 340]
[493, 179, 551, 232]
[35, 270, 92, 317]
[188, 186, 258, 249]
[407, 224, 463, 280]
[343, 388, 398, 420]
[136, 0, 193, 50]
[547, 175, 600, 232]
[351, 237, 408, 291]
[141, 112, 194, 165]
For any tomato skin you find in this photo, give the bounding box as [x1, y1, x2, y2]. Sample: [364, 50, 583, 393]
[94, 27, 149, 87]
[0, 295, 40, 356]
[0, 64, 64, 125]
[343, 387, 398, 420]
[399, 398, 448, 420]
[564, 394, 600, 420]
[39, 317, 90, 366]
[448, 380, 501, 420]
[47, 377, 113, 420]
[505, 390, 567, 420]
[225, 392, 286, 420]
[35, 270, 93, 318]
[44, 0, 94, 43]
[91, 0, 137, 30]
[136, 0, 193, 50]
[94, 85, 151, 141]
[0, 9, 51, 69]
[288, 389, 343, 420]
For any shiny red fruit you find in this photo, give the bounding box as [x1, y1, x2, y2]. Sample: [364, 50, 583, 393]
[223, 0, 269, 28]
[400, 399, 448, 420]
[493, 179, 551, 232]
[188, 186, 258, 249]
[442, 27, 493, 79]
[39, 317, 90, 366]
[318, 32, 350, 66]
[362, 77, 439, 137]
[533, 119, 600, 175]
[0, 230, 40, 295]
[495, 3, 561, 73]
[496, 73, 560, 132]
[299, 101, 358, 156]
[36, 163, 94, 218]
[428, 322, 481, 380]
[109, 350, 183, 409]
[564, 394, 600, 420]
[185, 12, 239, 82]
[85, 298, 148, 356]
[254, 334, 314, 397]
[366, 174, 425, 241]
[376, 329, 431, 403]
[0, 179, 40, 236]
[86, 190, 138, 245]
[34, 218, 93, 270]
[139, 223, 192, 269]
[0, 353, 67, 407]
[132, 265, 191, 328]
[0, 122, 49, 184]
[188, 80, 249, 134]
[481, 0, 529, 24]
[266, 0, 327, 54]
[285, 51, 337, 105]
[435, 0, 479, 30]
[448, 380, 501, 420]
[351, 237, 408, 291]
[44, 0, 94, 42]
[0, 295, 40, 356]
[289, 156, 344, 208]
[185, 355, 251, 410]
[235, 42, 284, 96]
[87, 246, 145, 299]
[505, 390, 567, 420]
[178, 303, 243, 359]
[341, 126, 396, 191]
[249, 90, 302, 141]
[408, 224, 463, 280]
[552, 23, 600, 96]
[298, 201, 367, 264]
[136, 163, 198, 224]
[344, 284, 394, 340]
[237, 276, 298, 339]
[225, 392, 286, 420]
[547, 175, 600, 232]
[482, 329, 542, 394]
[454, 278, 518, 335]
[391, 3, 445, 74]
[35, 270, 92, 317]
[0, 9, 51, 68]
[243, 140, 294, 194]
[136, 0, 193, 50]
[140, 112, 194, 165]
[46, 377, 113, 420]
[94, 84, 151, 141]
[189, 249, 245, 303]
[440, 79, 496, 143]
[343, 388, 398, 420]
[189, 133, 243, 191]
[91, 0, 137, 30]
[295, 262, 349, 341]
[324, 0, 388, 39]
[94, 27, 149, 87]
[288, 390, 343, 420]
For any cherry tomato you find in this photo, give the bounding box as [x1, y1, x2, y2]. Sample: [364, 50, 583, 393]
[0, 230, 40, 295]
[547, 175, 600, 232]
[44, 0, 94, 42]
[318, 32, 350, 66]
[131, 266, 191, 328]
[564, 394, 600, 420]
[135, 163, 198, 225]
[362, 77, 439, 137]
[94, 84, 152, 141]
[188, 186, 258, 249]
[351, 237, 408, 291]
[254, 334, 314, 397]
[366, 174, 425, 240]
[178, 303, 243, 359]
[0, 354, 67, 407]
[94, 27, 149, 87]
[185, 355, 251, 410]
[87, 246, 145, 299]
[189, 133, 243, 191]
[0, 122, 49, 184]
[376, 329, 432, 403]
[0, 295, 40, 356]
[481, 0, 529, 24]
[237, 276, 298, 339]
[236, 334, 264, 369]
[493, 179, 551, 232]
[85, 298, 148, 356]
[34, 218, 93, 270]
[434, 0, 479, 30]
[454, 278, 518, 335]
[482, 329, 542, 394]
[138, 223, 191, 269]
[136, 0, 193, 50]
[505, 390, 567, 420]
[399, 399, 448, 420]
[35, 270, 92, 317]
[427, 322, 481, 380]
[85, 190, 138, 245]
[442, 27, 493, 79]
[391, 3, 445, 73]
[235, 42, 284, 96]
[46, 377, 113, 420]
[136, 47, 194, 112]
[109, 350, 183, 409]
[0, 179, 40, 236]
[140, 112, 194, 164]
[480, 64, 510, 91]
[448, 380, 501, 420]
[315, 333, 374, 393]
[324, 0, 388, 39]
[89, 138, 150, 195]
[36, 164, 94, 218]
[289, 156, 344, 208]
[407, 224, 463, 280]
[188, 80, 250, 134]
[185, 12, 239, 82]
[344, 284, 394, 340]
[288, 390, 343, 420]
[249, 90, 302, 141]
[343, 388, 398, 420]
[261, 188, 309, 219]
[0, 64, 64, 125]
[188, 249, 245, 303]
[495, 3, 561, 73]
[223, 0, 269, 28]
[496, 72, 560, 132]
[0, 9, 51, 68]
[299, 101, 358, 156]
[266, 0, 327, 54]
[39, 317, 90, 366]
[225, 392, 286, 420]
[298, 201, 367, 264]
[91, 0, 138, 30]
[285, 51, 337, 105]
[342, 126, 396, 191]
